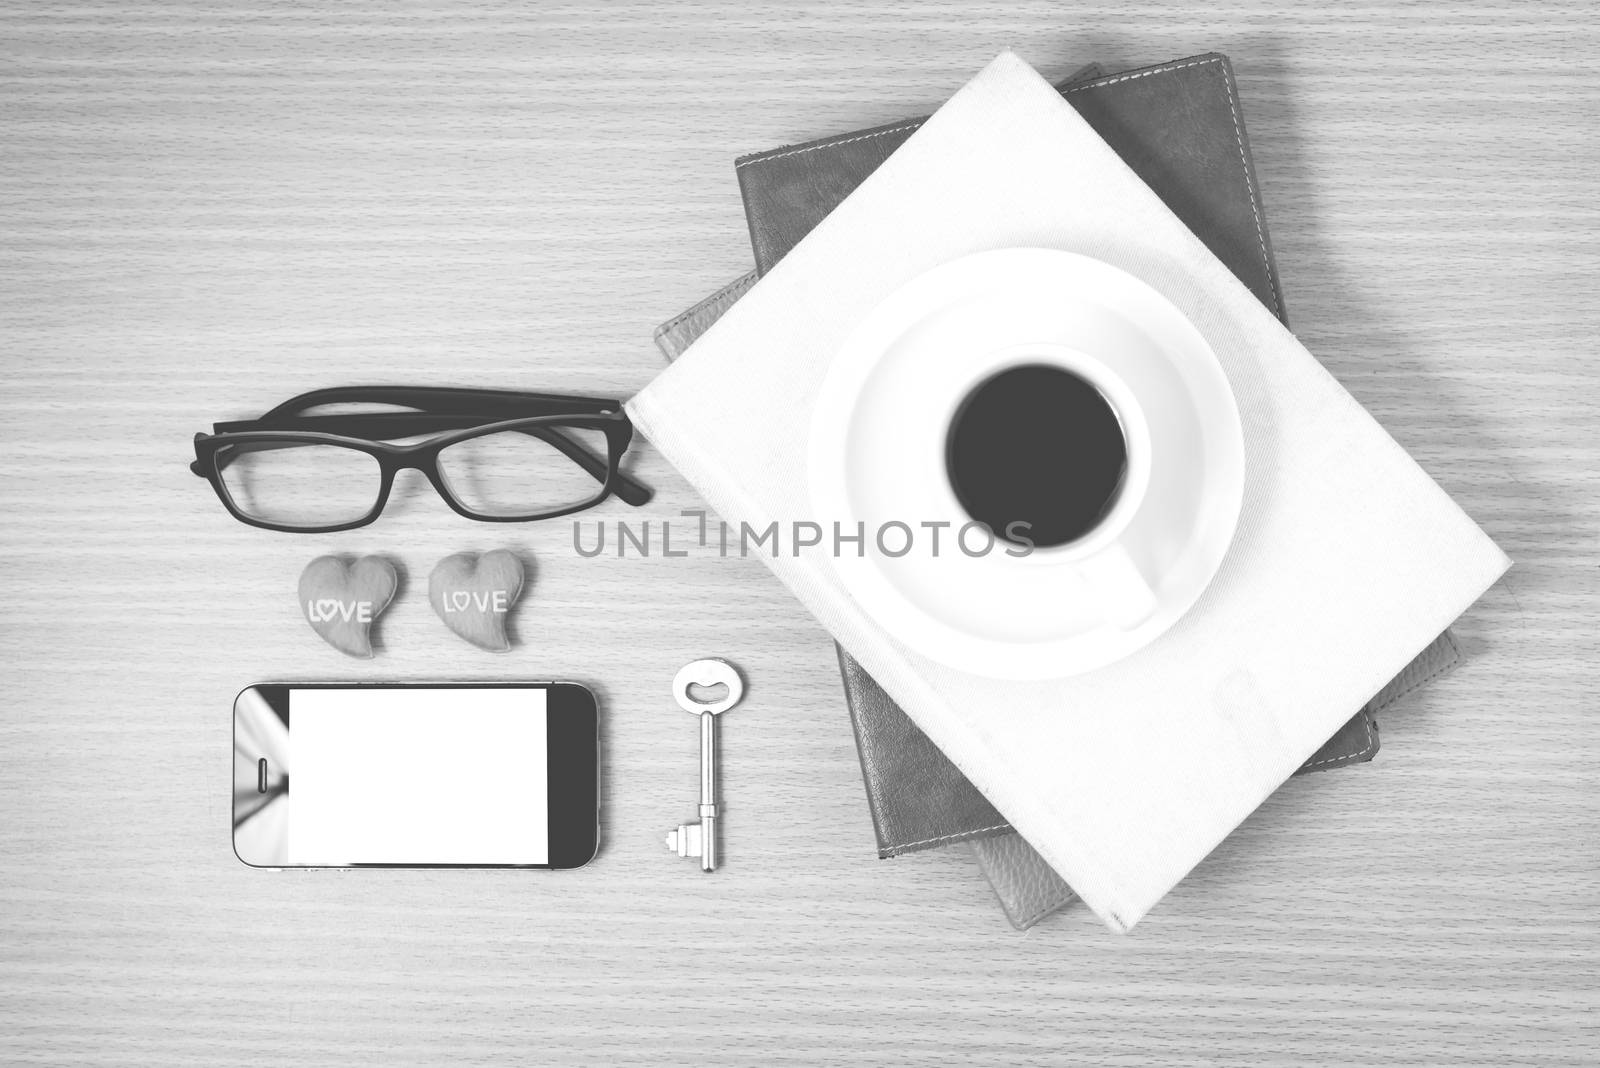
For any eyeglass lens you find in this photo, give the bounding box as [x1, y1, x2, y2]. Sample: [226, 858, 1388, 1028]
[436, 425, 611, 517]
[217, 441, 383, 528]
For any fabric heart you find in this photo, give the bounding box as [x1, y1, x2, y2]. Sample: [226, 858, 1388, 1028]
[298, 555, 398, 659]
[429, 549, 526, 652]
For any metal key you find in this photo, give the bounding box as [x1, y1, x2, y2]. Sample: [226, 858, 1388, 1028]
[664, 658, 744, 872]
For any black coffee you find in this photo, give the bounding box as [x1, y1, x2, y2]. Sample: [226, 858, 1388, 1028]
[945, 363, 1128, 548]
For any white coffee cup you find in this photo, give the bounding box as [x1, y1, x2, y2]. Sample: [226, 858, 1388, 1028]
[809, 247, 1245, 679]
[935, 342, 1158, 631]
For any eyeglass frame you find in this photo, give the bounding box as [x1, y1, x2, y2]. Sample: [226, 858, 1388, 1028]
[190, 385, 652, 533]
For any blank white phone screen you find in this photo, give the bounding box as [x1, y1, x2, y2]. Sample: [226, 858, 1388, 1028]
[289, 687, 548, 865]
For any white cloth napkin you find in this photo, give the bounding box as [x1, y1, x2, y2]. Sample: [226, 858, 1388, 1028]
[626, 52, 1509, 931]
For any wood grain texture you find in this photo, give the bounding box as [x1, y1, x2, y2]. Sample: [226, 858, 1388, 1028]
[1, 2, 1596, 1064]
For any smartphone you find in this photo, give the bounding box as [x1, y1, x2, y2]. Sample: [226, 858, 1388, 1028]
[233, 682, 599, 869]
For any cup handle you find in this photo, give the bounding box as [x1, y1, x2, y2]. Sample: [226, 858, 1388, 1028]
[1080, 544, 1159, 631]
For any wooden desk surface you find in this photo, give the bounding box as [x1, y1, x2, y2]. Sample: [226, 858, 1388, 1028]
[3, 3, 1596, 1064]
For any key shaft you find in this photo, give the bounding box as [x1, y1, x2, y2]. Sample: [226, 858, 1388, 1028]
[699, 711, 717, 871]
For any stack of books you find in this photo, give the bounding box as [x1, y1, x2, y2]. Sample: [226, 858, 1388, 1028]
[650, 54, 1476, 928]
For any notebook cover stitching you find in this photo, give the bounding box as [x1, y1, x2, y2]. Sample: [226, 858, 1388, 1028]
[654, 270, 758, 339]
[1301, 713, 1376, 770]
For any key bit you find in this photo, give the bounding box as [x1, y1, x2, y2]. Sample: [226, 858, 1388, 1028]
[664, 824, 702, 858]
[665, 658, 744, 872]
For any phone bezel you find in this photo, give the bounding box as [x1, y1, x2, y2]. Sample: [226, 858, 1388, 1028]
[232, 681, 600, 870]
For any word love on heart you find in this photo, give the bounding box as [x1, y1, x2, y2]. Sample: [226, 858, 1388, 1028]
[306, 598, 374, 623]
[440, 589, 509, 615]
[298, 555, 398, 659]
[429, 549, 526, 653]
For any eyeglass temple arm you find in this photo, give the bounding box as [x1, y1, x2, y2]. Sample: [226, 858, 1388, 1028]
[260, 385, 625, 420]
[524, 422, 651, 506]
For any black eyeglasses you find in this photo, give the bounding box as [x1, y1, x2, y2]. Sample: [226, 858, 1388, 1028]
[191, 386, 652, 533]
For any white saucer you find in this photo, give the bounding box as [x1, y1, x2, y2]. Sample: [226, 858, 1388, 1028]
[808, 248, 1245, 680]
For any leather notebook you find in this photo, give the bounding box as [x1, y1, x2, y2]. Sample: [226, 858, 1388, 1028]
[656, 54, 1459, 925]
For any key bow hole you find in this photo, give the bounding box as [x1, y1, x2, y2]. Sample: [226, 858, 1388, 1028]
[685, 681, 729, 706]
